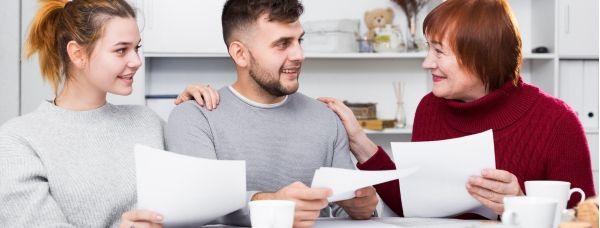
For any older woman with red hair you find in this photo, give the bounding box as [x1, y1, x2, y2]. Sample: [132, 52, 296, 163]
[320, 0, 595, 219]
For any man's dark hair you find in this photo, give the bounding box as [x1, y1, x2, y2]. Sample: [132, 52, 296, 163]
[221, 0, 304, 47]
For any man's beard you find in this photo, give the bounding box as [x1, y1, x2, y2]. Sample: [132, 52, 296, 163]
[248, 52, 299, 97]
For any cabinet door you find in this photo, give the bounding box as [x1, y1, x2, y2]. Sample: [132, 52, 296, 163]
[141, 0, 227, 55]
[558, 0, 599, 58]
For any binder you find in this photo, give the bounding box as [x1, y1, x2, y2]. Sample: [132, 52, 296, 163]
[559, 60, 584, 120]
[582, 60, 599, 129]
[559, 60, 599, 130]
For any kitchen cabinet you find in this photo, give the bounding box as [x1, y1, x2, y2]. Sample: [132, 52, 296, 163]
[557, 0, 599, 58]
[140, 0, 227, 56]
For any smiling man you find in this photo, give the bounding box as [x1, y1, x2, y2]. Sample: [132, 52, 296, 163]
[164, 0, 378, 227]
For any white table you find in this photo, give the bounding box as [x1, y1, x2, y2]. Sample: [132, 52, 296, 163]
[201, 217, 500, 228]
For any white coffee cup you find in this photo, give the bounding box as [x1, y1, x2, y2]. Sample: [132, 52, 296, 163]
[249, 200, 295, 228]
[502, 196, 557, 228]
[525, 180, 586, 228]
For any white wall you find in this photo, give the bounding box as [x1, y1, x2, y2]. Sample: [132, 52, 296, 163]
[20, 0, 54, 116]
[0, 1, 21, 123]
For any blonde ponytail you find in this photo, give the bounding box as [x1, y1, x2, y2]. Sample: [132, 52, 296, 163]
[24, 0, 67, 93]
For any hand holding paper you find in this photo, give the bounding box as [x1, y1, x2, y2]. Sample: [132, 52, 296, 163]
[135, 144, 246, 226]
[392, 130, 496, 219]
[311, 167, 418, 202]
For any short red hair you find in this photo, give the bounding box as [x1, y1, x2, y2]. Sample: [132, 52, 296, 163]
[423, 0, 522, 91]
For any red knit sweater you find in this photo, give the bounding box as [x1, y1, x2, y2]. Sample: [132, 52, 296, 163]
[357, 80, 596, 218]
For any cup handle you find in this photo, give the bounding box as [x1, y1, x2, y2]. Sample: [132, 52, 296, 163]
[569, 187, 586, 205]
[502, 210, 517, 225]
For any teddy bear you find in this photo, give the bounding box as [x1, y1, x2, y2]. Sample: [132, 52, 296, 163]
[364, 7, 395, 41]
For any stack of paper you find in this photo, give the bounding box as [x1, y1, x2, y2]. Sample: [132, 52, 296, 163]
[135, 144, 246, 226]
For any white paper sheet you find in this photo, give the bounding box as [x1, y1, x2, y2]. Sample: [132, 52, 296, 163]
[134, 144, 246, 226]
[391, 130, 496, 218]
[311, 167, 418, 202]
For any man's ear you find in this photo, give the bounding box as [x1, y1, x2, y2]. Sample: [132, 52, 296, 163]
[66, 40, 86, 68]
[228, 41, 250, 68]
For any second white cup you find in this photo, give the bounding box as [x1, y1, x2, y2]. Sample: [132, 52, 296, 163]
[525, 180, 586, 228]
[502, 196, 557, 228]
[249, 200, 295, 228]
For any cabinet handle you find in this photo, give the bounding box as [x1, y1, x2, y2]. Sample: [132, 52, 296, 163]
[588, 112, 594, 118]
[564, 4, 570, 34]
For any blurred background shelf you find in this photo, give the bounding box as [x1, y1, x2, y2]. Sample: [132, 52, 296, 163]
[364, 127, 412, 134]
[143, 52, 558, 59]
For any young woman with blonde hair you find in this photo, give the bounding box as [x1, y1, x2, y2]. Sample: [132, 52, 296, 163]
[0, 0, 217, 227]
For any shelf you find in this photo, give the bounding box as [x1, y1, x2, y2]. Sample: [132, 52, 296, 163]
[364, 127, 597, 135]
[144, 52, 230, 58]
[143, 52, 428, 59]
[559, 55, 600, 60]
[523, 53, 557, 59]
[143, 52, 557, 60]
[305, 52, 427, 59]
[364, 127, 412, 135]
[146, 94, 177, 99]
[585, 129, 599, 134]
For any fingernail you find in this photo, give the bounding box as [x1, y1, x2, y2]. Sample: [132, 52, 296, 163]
[156, 215, 163, 221]
[481, 169, 488, 176]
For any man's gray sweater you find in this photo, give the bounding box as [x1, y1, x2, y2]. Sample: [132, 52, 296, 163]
[165, 87, 355, 226]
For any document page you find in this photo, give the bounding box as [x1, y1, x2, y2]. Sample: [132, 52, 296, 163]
[311, 167, 418, 202]
[392, 130, 496, 218]
[135, 144, 246, 226]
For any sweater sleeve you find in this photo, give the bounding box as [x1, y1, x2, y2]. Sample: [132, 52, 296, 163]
[356, 146, 404, 216]
[330, 113, 363, 217]
[331, 113, 356, 170]
[546, 109, 596, 208]
[0, 132, 76, 227]
[165, 101, 217, 159]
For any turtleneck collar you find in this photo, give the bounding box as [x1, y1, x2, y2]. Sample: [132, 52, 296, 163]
[441, 78, 540, 133]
